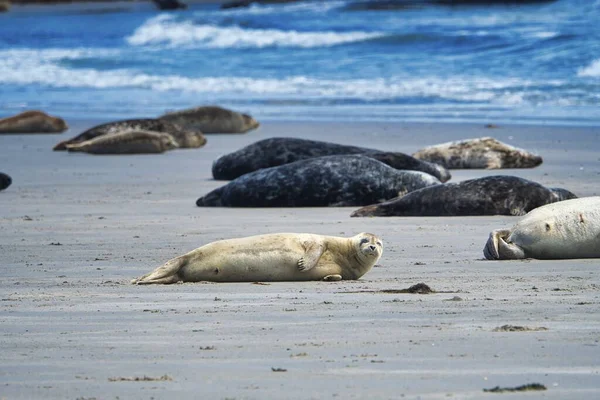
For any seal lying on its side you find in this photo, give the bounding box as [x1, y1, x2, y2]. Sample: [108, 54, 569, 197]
[65, 130, 179, 154]
[484, 197, 600, 260]
[197, 155, 441, 207]
[53, 118, 205, 150]
[132, 232, 383, 284]
[351, 176, 577, 217]
[0, 173, 11, 192]
[212, 137, 451, 182]
[159, 106, 259, 133]
[412, 137, 542, 169]
[0, 111, 68, 134]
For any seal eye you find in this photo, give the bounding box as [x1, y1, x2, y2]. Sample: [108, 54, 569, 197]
[360, 238, 369, 245]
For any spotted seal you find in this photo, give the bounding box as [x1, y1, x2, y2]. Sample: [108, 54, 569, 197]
[0, 173, 11, 192]
[159, 106, 259, 134]
[484, 197, 600, 260]
[53, 118, 205, 150]
[351, 176, 577, 217]
[412, 137, 543, 169]
[0, 111, 68, 134]
[197, 155, 440, 207]
[65, 130, 179, 154]
[212, 137, 451, 182]
[132, 232, 383, 284]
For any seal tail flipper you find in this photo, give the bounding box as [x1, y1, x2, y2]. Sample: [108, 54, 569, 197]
[53, 141, 69, 151]
[483, 229, 526, 260]
[131, 256, 187, 285]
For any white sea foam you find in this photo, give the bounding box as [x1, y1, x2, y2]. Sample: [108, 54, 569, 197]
[578, 59, 600, 77]
[0, 48, 586, 107]
[224, 0, 346, 15]
[126, 15, 383, 48]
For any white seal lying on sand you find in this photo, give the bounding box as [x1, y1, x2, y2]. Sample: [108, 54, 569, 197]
[159, 105, 259, 134]
[484, 197, 600, 260]
[0, 110, 68, 134]
[132, 232, 383, 284]
[413, 137, 542, 169]
[66, 130, 179, 154]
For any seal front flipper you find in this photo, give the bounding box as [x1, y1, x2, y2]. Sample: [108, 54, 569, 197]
[132, 256, 187, 284]
[323, 274, 342, 281]
[484, 229, 525, 260]
[297, 240, 325, 271]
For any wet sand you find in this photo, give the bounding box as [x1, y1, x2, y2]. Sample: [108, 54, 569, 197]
[1, 120, 599, 399]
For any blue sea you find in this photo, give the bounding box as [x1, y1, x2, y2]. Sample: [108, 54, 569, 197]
[1, 0, 599, 125]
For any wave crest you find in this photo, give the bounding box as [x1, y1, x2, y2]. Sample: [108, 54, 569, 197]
[578, 59, 600, 77]
[126, 15, 383, 48]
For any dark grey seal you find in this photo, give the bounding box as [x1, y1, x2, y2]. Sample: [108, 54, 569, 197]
[351, 175, 577, 217]
[0, 173, 11, 192]
[159, 106, 259, 134]
[53, 118, 206, 150]
[212, 137, 451, 182]
[197, 155, 440, 207]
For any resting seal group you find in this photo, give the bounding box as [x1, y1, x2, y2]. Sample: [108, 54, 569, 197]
[132, 232, 383, 284]
[53, 118, 206, 150]
[212, 137, 451, 182]
[197, 155, 440, 207]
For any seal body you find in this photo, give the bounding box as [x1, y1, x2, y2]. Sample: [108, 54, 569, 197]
[412, 137, 542, 169]
[197, 155, 441, 207]
[0, 111, 68, 134]
[0, 173, 11, 192]
[212, 137, 450, 182]
[53, 118, 205, 150]
[159, 106, 259, 134]
[484, 197, 600, 260]
[351, 176, 576, 217]
[65, 130, 179, 154]
[132, 232, 383, 284]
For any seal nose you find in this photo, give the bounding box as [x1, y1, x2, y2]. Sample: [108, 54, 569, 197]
[369, 245, 376, 251]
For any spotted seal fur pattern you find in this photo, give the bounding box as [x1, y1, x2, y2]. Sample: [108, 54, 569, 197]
[197, 155, 440, 207]
[484, 197, 600, 260]
[65, 130, 179, 154]
[351, 176, 577, 217]
[212, 137, 451, 182]
[0, 173, 11, 192]
[132, 232, 383, 284]
[412, 137, 543, 169]
[53, 118, 205, 150]
[0, 111, 68, 134]
[159, 105, 259, 134]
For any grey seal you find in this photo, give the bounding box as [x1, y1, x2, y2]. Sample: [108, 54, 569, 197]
[197, 155, 440, 207]
[351, 176, 577, 217]
[412, 137, 543, 169]
[212, 137, 451, 182]
[132, 232, 383, 284]
[0, 111, 68, 134]
[65, 130, 179, 154]
[0, 173, 11, 192]
[159, 106, 259, 134]
[53, 118, 205, 150]
[484, 197, 600, 260]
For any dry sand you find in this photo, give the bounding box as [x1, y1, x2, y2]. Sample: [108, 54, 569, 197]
[1, 120, 599, 399]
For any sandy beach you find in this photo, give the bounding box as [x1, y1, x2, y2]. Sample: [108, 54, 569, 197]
[1, 120, 599, 399]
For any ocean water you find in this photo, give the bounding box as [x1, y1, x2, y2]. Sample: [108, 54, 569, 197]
[1, 0, 599, 125]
